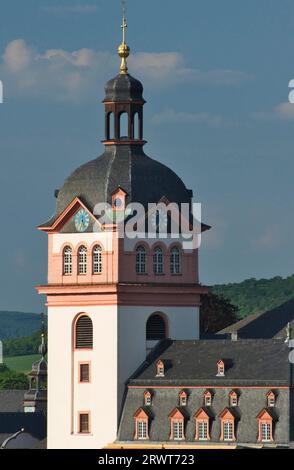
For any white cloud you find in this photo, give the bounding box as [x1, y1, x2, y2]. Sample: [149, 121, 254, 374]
[130, 52, 249, 85]
[253, 102, 294, 121]
[3, 39, 34, 72]
[151, 109, 232, 127]
[0, 39, 249, 102]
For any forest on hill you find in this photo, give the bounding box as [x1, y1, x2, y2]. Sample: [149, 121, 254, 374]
[212, 275, 294, 319]
[0, 311, 45, 339]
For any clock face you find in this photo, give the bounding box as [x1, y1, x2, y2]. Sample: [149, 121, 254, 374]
[75, 209, 90, 232]
[151, 209, 168, 231]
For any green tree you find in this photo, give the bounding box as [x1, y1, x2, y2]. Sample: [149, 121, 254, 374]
[0, 364, 28, 390]
[200, 293, 239, 334]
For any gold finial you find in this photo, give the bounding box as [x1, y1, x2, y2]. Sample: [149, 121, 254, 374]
[118, 1, 130, 74]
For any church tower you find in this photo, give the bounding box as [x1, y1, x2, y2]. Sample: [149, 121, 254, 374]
[37, 10, 209, 449]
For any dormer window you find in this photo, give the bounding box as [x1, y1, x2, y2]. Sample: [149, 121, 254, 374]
[204, 390, 212, 407]
[179, 391, 187, 407]
[217, 360, 225, 376]
[156, 360, 165, 377]
[134, 408, 149, 440]
[229, 390, 238, 407]
[111, 187, 127, 211]
[144, 390, 152, 406]
[267, 391, 276, 407]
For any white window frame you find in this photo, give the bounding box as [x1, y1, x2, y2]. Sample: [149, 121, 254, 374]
[261, 422, 272, 442]
[170, 246, 181, 274]
[137, 420, 148, 440]
[63, 246, 72, 275]
[172, 420, 184, 440]
[136, 246, 147, 274]
[93, 245, 102, 274]
[153, 247, 164, 274]
[197, 420, 209, 441]
[223, 420, 234, 441]
[78, 246, 87, 275]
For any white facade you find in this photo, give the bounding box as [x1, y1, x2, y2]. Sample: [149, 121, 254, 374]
[47, 303, 199, 449]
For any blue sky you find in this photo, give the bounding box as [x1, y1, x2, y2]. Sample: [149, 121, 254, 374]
[0, 0, 294, 312]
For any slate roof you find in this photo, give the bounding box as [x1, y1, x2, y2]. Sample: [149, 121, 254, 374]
[129, 340, 291, 387]
[218, 297, 294, 340]
[104, 73, 145, 102]
[118, 340, 292, 444]
[41, 145, 193, 227]
[0, 390, 46, 448]
[0, 390, 24, 412]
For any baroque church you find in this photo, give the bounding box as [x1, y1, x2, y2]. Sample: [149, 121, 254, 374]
[37, 13, 293, 449]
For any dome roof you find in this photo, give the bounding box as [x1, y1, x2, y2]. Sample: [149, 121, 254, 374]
[49, 146, 192, 224]
[104, 73, 145, 102]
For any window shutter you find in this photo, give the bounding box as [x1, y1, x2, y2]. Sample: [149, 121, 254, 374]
[75, 316, 93, 349]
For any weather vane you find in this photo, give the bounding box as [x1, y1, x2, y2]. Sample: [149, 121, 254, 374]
[118, 0, 130, 74]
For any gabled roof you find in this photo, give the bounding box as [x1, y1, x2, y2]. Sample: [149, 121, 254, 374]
[219, 407, 240, 420]
[194, 407, 214, 420]
[256, 408, 279, 421]
[38, 197, 100, 232]
[218, 297, 294, 340]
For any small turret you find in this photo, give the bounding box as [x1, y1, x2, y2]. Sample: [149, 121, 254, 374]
[23, 315, 47, 414]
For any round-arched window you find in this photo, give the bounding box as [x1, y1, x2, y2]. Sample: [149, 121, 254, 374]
[75, 315, 93, 349]
[146, 314, 167, 341]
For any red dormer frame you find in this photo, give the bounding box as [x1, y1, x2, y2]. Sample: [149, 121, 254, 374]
[217, 359, 225, 376]
[111, 187, 127, 212]
[179, 390, 187, 406]
[257, 409, 274, 443]
[169, 408, 185, 440]
[156, 360, 165, 377]
[203, 390, 212, 406]
[134, 408, 149, 440]
[194, 408, 211, 441]
[219, 408, 236, 442]
[144, 390, 152, 406]
[266, 390, 276, 407]
[229, 390, 238, 407]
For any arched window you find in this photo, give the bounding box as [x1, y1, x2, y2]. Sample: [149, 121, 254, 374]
[136, 246, 146, 274]
[170, 246, 181, 275]
[78, 246, 87, 275]
[146, 313, 167, 341]
[93, 245, 102, 274]
[63, 246, 72, 275]
[133, 112, 139, 139]
[119, 112, 128, 139]
[153, 247, 164, 274]
[107, 112, 114, 140]
[75, 315, 93, 349]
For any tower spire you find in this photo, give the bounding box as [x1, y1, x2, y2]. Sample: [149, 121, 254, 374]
[118, 1, 130, 74]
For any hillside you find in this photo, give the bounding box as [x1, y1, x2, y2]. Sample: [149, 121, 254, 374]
[212, 275, 294, 319]
[3, 330, 46, 357]
[0, 311, 45, 339]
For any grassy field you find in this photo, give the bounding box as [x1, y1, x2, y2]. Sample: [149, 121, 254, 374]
[4, 354, 41, 373]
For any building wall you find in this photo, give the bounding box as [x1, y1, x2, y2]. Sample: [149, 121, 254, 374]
[47, 305, 118, 449]
[48, 232, 117, 285]
[117, 306, 200, 412]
